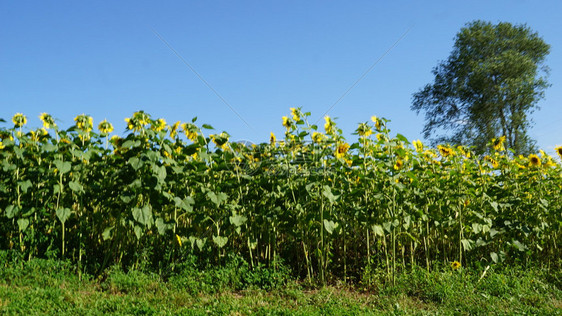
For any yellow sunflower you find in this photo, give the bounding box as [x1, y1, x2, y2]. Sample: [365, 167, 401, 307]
[324, 116, 334, 135]
[169, 121, 181, 139]
[334, 142, 349, 159]
[529, 154, 541, 167]
[492, 136, 506, 151]
[451, 261, 461, 270]
[75, 114, 93, 132]
[210, 132, 229, 150]
[412, 140, 423, 152]
[270, 132, 276, 146]
[357, 123, 373, 137]
[437, 145, 453, 157]
[312, 132, 324, 144]
[181, 123, 198, 141]
[39, 113, 56, 129]
[98, 119, 114, 134]
[457, 146, 470, 158]
[290, 107, 300, 121]
[282, 116, 292, 130]
[555, 146, 562, 160]
[371, 116, 382, 131]
[484, 155, 499, 168]
[12, 113, 27, 127]
[152, 118, 167, 132]
[394, 159, 404, 170]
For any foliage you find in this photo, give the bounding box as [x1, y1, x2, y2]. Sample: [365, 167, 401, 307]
[0, 109, 561, 286]
[0, 256, 560, 314]
[412, 20, 550, 154]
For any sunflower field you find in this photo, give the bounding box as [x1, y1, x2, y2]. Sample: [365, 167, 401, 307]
[1, 109, 561, 283]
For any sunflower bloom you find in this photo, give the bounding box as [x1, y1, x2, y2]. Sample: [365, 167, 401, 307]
[371, 116, 381, 131]
[484, 155, 499, 168]
[451, 261, 461, 270]
[152, 118, 167, 132]
[312, 132, 324, 144]
[270, 132, 276, 146]
[412, 140, 423, 152]
[492, 136, 506, 151]
[12, 113, 27, 127]
[124, 111, 149, 132]
[39, 113, 56, 129]
[74, 114, 93, 132]
[282, 116, 292, 130]
[437, 145, 453, 157]
[0, 141, 4, 150]
[357, 123, 372, 137]
[181, 123, 198, 141]
[457, 146, 470, 158]
[290, 107, 300, 121]
[555, 146, 562, 160]
[529, 154, 541, 167]
[394, 159, 404, 170]
[169, 121, 181, 139]
[324, 116, 334, 135]
[335, 142, 349, 159]
[98, 119, 114, 134]
[210, 132, 229, 150]
[543, 157, 555, 168]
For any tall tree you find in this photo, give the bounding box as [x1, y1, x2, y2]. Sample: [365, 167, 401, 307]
[412, 20, 550, 154]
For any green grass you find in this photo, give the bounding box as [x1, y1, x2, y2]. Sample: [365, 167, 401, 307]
[1, 257, 560, 315]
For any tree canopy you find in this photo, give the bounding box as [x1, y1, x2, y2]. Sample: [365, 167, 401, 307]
[412, 20, 550, 154]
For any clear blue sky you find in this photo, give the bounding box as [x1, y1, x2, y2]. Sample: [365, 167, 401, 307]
[1, 1, 561, 153]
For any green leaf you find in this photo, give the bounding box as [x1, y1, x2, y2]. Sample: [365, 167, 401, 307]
[461, 239, 473, 251]
[323, 220, 338, 234]
[196, 238, 206, 251]
[54, 160, 71, 174]
[153, 164, 167, 181]
[383, 221, 392, 233]
[322, 185, 339, 204]
[128, 157, 143, 171]
[42, 143, 57, 152]
[56, 208, 71, 224]
[173, 196, 194, 212]
[68, 181, 84, 194]
[202, 124, 214, 130]
[132, 205, 153, 227]
[5, 205, 19, 219]
[155, 217, 168, 235]
[134, 225, 142, 239]
[213, 235, 228, 248]
[490, 252, 498, 263]
[395, 133, 409, 143]
[512, 240, 527, 252]
[372, 224, 385, 237]
[229, 214, 247, 227]
[472, 223, 482, 234]
[489, 201, 498, 213]
[18, 180, 32, 194]
[122, 140, 135, 148]
[207, 191, 227, 207]
[17, 218, 29, 232]
[102, 227, 113, 241]
[402, 215, 411, 230]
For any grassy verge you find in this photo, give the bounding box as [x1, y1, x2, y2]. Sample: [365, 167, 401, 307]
[1, 257, 560, 315]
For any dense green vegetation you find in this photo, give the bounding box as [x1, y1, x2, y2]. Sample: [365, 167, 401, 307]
[1, 255, 560, 315]
[1, 109, 561, 285]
